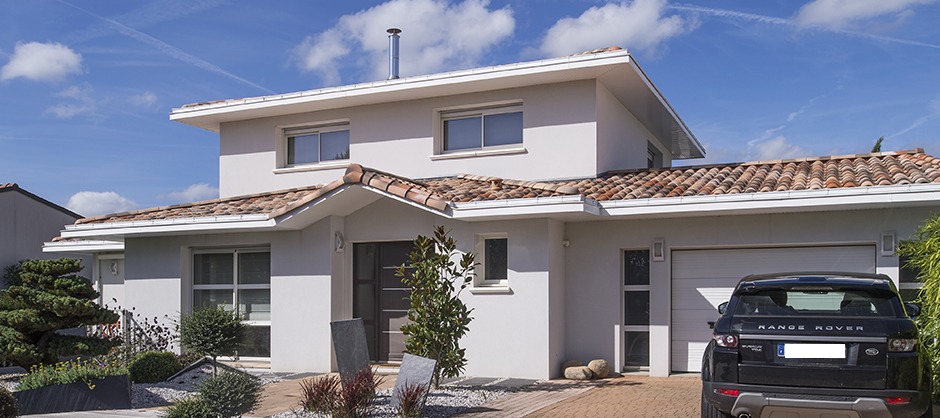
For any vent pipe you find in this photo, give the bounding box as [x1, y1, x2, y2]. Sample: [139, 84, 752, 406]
[387, 28, 401, 80]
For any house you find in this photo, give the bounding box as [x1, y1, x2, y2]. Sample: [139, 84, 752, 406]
[0, 183, 84, 274]
[44, 46, 940, 379]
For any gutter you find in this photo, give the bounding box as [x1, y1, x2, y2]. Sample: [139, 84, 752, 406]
[60, 214, 274, 239]
[451, 183, 940, 219]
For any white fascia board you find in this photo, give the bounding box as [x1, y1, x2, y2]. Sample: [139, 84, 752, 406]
[599, 184, 940, 217]
[43, 240, 125, 253]
[61, 214, 275, 239]
[451, 195, 598, 219]
[170, 51, 632, 131]
[448, 184, 940, 220]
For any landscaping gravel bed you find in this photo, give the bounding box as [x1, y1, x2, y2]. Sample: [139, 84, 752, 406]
[132, 363, 282, 408]
[273, 382, 511, 418]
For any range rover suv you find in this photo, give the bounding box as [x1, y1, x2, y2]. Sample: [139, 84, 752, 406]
[701, 272, 932, 418]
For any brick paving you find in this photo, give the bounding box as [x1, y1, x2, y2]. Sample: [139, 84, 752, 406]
[461, 374, 702, 418]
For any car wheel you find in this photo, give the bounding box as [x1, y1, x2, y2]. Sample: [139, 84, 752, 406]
[701, 389, 733, 418]
[920, 399, 933, 418]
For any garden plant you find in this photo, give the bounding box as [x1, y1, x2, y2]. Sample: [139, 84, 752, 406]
[299, 367, 382, 418]
[178, 306, 246, 375]
[0, 258, 119, 368]
[899, 213, 940, 401]
[396, 225, 475, 388]
[163, 370, 263, 418]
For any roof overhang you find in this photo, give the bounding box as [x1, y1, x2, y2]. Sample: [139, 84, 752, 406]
[43, 239, 125, 254]
[170, 50, 703, 160]
[48, 183, 940, 242]
[450, 183, 940, 221]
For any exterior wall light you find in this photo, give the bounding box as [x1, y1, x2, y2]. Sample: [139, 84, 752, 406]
[652, 238, 665, 262]
[881, 231, 896, 256]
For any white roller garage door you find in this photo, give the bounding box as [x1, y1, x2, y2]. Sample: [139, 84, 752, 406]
[671, 245, 876, 373]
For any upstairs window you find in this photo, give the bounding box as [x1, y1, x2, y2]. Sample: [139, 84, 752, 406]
[442, 105, 522, 152]
[285, 124, 349, 166]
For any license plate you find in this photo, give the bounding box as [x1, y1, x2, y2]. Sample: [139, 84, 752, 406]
[777, 343, 845, 359]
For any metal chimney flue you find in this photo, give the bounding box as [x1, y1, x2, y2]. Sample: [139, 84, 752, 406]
[387, 28, 401, 80]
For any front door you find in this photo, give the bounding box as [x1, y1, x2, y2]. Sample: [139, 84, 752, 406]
[353, 241, 413, 363]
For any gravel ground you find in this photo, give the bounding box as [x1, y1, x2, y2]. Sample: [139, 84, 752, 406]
[273, 381, 512, 418]
[133, 364, 282, 408]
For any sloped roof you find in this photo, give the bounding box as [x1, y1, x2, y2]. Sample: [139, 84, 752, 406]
[71, 149, 940, 226]
[0, 183, 82, 218]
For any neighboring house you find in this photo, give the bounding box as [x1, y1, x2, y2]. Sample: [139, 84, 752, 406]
[0, 183, 83, 274]
[44, 47, 940, 379]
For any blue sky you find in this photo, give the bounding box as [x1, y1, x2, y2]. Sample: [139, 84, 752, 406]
[1, 0, 939, 217]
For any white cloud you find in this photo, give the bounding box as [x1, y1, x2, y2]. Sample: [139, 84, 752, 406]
[539, 0, 694, 58]
[747, 135, 812, 161]
[45, 84, 96, 119]
[0, 41, 82, 82]
[292, 0, 514, 84]
[163, 183, 219, 202]
[128, 91, 158, 108]
[66, 191, 138, 217]
[794, 0, 936, 30]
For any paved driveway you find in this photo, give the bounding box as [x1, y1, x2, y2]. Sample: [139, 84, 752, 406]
[524, 374, 701, 418]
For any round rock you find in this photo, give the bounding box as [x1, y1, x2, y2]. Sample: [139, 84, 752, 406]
[587, 359, 609, 378]
[564, 365, 594, 380]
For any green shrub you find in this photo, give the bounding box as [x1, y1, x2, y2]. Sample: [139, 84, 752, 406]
[0, 387, 18, 418]
[129, 351, 182, 383]
[198, 371, 263, 418]
[178, 307, 245, 375]
[17, 356, 127, 391]
[162, 396, 212, 418]
[176, 350, 204, 368]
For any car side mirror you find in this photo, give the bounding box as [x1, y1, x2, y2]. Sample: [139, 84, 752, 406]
[905, 302, 921, 318]
[718, 301, 729, 315]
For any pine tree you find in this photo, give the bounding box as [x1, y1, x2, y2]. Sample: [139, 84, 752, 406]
[0, 258, 120, 368]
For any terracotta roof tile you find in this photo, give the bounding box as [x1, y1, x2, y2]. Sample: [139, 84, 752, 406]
[72, 149, 940, 226]
[552, 149, 940, 201]
[0, 183, 16, 190]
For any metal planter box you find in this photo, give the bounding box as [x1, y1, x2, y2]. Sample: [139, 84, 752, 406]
[12, 374, 132, 415]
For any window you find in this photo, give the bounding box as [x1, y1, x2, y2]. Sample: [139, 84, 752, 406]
[623, 250, 650, 368]
[899, 251, 922, 302]
[442, 105, 522, 152]
[476, 234, 508, 285]
[193, 248, 271, 358]
[284, 124, 349, 166]
[647, 142, 663, 169]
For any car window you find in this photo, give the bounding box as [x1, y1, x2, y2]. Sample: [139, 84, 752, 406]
[733, 289, 895, 317]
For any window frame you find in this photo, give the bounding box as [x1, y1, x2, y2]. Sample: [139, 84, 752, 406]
[474, 233, 509, 287]
[438, 103, 523, 155]
[191, 247, 271, 359]
[622, 249, 651, 369]
[280, 121, 350, 168]
[899, 249, 923, 302]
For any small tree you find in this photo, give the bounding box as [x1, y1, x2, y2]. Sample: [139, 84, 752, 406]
[397, 226, 475, 388]
[899, 214, 940, 400]
[178, 307, 245, 376]
[0, 258, 119, 368]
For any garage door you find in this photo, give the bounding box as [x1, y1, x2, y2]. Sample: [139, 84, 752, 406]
[671, 245, 875, 373]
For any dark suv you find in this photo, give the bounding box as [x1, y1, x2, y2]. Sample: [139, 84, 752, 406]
[701, 272, 932, 418]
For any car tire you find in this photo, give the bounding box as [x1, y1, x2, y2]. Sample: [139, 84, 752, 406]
[919, 400, 933, 418]
[701, 390, 733, 418]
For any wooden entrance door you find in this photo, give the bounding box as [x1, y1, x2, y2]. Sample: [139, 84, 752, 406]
[352, 241, 413, 362]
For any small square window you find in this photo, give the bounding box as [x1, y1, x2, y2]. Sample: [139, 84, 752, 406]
[441, 105, 522, 153]
[476, 234, 508, 285]
[284, 124, 349, 166]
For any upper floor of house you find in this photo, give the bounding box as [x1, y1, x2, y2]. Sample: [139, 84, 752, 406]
[170, 47, 705, 198]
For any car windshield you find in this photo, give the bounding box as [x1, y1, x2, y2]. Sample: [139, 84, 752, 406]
[733, 289, 895, 317]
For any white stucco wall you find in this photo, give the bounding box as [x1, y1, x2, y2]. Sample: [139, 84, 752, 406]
[344, 198, 561, 379]
[563, 206, 937, 377]
[122, 223, 335, 372]
[0, 190, 82, 271]
[217, 81, 600, 197]
[594, 82, 668, 173]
